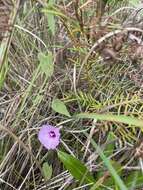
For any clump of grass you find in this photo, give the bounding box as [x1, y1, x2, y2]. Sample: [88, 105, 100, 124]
[1, 0, 143, 190]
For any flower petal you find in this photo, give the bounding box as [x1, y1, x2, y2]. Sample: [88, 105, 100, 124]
[38, 124, 60, 150]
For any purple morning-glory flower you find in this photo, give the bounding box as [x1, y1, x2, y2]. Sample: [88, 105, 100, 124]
[38, 124, 60, 150]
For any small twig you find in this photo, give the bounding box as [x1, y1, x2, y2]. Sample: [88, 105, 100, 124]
[123, 166, 141, 170]
[123, 5, 143, 26]
[14, 24, 48, 49]
[129, 33, 143, 45]
[83, 124, 96, 160]
[79, 0, 92, 10]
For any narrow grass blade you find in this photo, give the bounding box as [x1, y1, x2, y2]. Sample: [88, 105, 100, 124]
[83, 133, 128, 190]
[76, 113, 143, 128]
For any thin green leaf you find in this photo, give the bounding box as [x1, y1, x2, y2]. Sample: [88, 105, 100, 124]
[46, 0, 55, 35]
[91, 160, 123, 190]
[52, 99, 71, 117]
[42, 9, 68, 20]
[104, 132, 116, 157]
[105, 160, 123, 188]
[125, 171, 143, 189]
[47, 13, 55, 35]
[32, 95, 43, 106]
[58, 151, 95, 184]
[38, 52, 54, 77]
[42, 162, 52, 180]
[0, 56, 9, 89]
[84, 132, 128, 190]
[76, 113, 143, 128]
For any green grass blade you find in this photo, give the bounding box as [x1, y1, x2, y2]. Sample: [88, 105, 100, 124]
[76, 113, 143, 127]
[83, 133, 128, 190]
